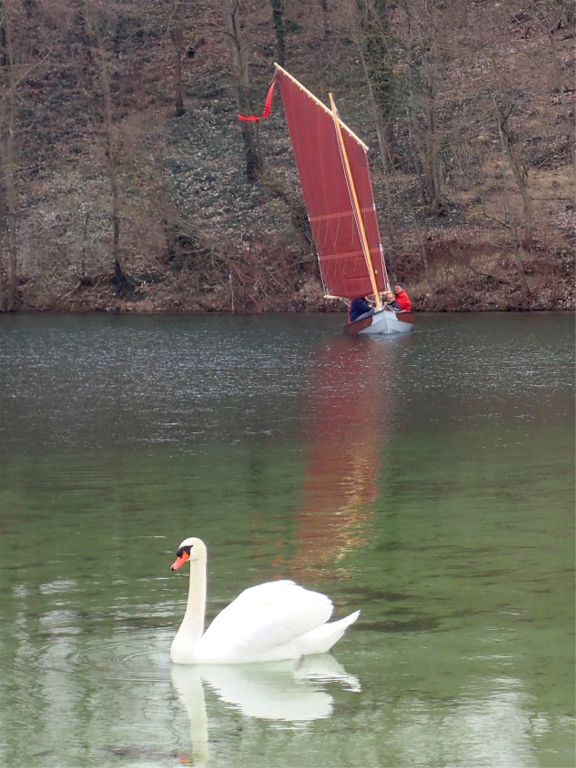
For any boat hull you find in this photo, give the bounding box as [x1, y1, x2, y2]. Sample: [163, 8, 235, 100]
[343, 310, 414, 335]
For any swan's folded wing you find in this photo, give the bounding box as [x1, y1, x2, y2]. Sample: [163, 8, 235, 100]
[199, 581, 333, 660]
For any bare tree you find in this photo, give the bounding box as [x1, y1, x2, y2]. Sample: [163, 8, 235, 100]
[169, 0, 186, 117]
[269, 0, 285, 66]
[319, 0, 330, 40]
[488, 100, 529, 309]
[82, 0, 132, 295]
[0, 1, 19, 311]
[493, 99, 534, 254]
[401, 0, 447, 215]
[525, 0, 575, 183]
[354, 0, 398, 171]
[221, 0, 263, 180]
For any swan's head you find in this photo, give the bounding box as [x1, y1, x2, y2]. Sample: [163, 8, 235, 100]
[171, 537, 206, 570]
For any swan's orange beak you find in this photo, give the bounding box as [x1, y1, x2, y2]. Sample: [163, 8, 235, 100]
[171, 551, 189, 570]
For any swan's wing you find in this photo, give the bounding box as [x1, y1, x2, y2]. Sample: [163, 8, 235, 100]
[200, 580, 333, 659]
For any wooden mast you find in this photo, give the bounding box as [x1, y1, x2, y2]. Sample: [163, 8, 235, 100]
[329, 93, 383, 311]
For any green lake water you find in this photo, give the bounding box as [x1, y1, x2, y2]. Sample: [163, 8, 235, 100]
[0, 312, 573, 767]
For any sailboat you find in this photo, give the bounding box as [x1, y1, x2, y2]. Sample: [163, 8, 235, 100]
[274, 65, 414, 335]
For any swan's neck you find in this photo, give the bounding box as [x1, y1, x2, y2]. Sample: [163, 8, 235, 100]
[181, 554, 206, 645]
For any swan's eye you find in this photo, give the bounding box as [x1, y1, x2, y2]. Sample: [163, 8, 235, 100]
[176, 544, 192, 557]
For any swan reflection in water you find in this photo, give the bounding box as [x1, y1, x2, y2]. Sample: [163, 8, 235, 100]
[171, 654, 360, 765]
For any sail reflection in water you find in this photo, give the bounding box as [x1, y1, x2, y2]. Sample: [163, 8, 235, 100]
[289, 336, 397, 581]
[172, 656, 360, 765]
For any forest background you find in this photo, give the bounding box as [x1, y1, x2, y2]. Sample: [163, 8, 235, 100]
[0, 0, 573, 313]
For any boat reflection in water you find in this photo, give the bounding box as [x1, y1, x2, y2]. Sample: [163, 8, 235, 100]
[289, 335, 398, 581]
[171, 655, 360, 765]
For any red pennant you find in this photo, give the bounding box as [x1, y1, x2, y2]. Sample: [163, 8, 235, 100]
[238, 80, 276, 122]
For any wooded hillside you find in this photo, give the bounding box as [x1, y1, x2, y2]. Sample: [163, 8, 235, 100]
[0, 0, 573, 312]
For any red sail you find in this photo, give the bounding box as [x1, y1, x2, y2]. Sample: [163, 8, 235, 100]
[275, 66, 387, 300]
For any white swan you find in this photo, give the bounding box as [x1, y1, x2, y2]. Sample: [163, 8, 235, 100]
[170, 537, 360, 664]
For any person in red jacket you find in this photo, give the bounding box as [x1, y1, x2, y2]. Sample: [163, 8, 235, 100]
[393, 283, 411, 311]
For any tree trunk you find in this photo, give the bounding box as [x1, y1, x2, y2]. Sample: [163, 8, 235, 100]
[170, 0, 186, 117]
[84, 1, 131, 295]
[320, 0, 330, 40]
[403, 0, 447, 215]
[421, 47, 443, 209]
[494, 101, 530, 308]
[99, 45, 122, 278]
[269, 0, 285, 66]
[0, 4, 17, 311]
[360, 48, 396, 249]
[0, 138, 17, 310]
[545, 9, 575, 186]
[356, 0, 397, 170]
[221, 0, 264, 180]
[496, 104, 534, 251]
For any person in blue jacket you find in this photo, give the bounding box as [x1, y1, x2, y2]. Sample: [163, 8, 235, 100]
[384, 290, 401, 310]
[348, 297, 374, 323]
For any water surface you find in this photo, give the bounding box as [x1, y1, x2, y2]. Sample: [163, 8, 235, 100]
[0, 313, 573, 767]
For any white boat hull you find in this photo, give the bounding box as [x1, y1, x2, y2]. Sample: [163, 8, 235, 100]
[344, 310, 414, 336]
[361, 309, 413, 335]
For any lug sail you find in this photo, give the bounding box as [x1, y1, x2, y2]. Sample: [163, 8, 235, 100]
[275, 65, 388, 300]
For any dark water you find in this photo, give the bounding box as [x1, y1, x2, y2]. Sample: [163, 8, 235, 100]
[0, 313, 573, 767]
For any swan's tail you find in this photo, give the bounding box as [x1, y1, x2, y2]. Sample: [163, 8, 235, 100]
[297, 610, 360, 657]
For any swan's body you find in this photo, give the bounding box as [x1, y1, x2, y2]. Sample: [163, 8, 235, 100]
[170, 537, 359, 665]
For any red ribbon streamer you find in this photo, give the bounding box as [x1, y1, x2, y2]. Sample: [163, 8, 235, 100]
[238, 80, 276, 122]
